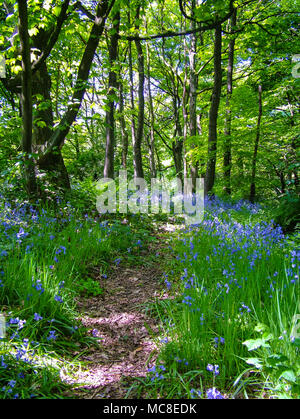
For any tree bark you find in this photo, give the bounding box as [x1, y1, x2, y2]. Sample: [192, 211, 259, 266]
[103, 10, 120, 179]
[119, 78, 129, 169]
[172, 95, 183, 182]
[133, 6, 145, 179]
[182, 35, 189, 191]
[4, 0, 113, 194]
[17, 0, 38, 199]
[33, 61, 70, 189]
[40, 0, 113, 162]
[249, 84, 263, 203]
[286, 92, 299, 194]
[223, 8, 237, 195]
[146, 41, 156, 178]
[189, 0, 199, 191]
[128, 39, 136, 170]
[205, 22, 222, 196]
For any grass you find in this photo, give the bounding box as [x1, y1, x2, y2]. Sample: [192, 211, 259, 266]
[0, 194, 299, 399]
[129, 198, 299, 399]
[0, 197, 155, 399]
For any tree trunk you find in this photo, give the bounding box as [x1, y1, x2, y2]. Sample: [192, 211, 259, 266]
[119, 79, 129, 169]
[223, 8, 237, 195]
[189, 1, 199, 191]
[17, 0, 38, 199]
[237, 154, 244, 181]
[205, 22, 222, 196]
[249, 84, 262, 203]
[286, 92, 299, 194]
[103, 10, 120, 179]
[182, 35, 189, 191]
[146, 41, 156, 178]
[133, 6, 145, 179]
[172, 96, 183, 182]
[128, 39, 136, 171]
[5, 0, 113, 194]
[40, 0, 113, 161]
[32, 62, 70, 189]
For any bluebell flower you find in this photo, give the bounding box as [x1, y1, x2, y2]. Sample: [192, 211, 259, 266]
[206, 364, 214, 372]
[9, 317, 26, 330]
[190, 388, 202, 399]
[206, 387, 224, 399]
[16, 228, 28, 240]
[0, 356, 7, 368]
[239, 303, 251, 315]
[54, 295, 63, 303]
[47, 330, 57, 341]
[33, 313, 43, 321]
[8, 380, 16, 388]
[32, 280, 44, 294]
[165, 278, 171, 289]
[206, 364, 220, 376]
[70, 325, 78, 334]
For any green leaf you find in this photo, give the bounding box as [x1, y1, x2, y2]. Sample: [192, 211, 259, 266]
[35, 120, 47, 128]
[280, 370, 296, 383]
[254, 323, 268, 333]
[245, 358, 263, 369]
[262, 332, 273, 342]
[242, 338, 270, 351]
[266, 354, 289, 367]
[28, 27, 39, 36]
[53, 6, 61, 17]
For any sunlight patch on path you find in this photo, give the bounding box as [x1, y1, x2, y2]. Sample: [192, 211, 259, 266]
[65, 248, 167, 398]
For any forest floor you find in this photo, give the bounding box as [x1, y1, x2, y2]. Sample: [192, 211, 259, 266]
[66, 223, 178, 399]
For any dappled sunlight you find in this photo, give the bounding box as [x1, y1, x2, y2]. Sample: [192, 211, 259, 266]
[82, 312, 146, 327]
[1, 0, 298, 401]
[62, 262, 163, 397]
[62, 354, 154, 393]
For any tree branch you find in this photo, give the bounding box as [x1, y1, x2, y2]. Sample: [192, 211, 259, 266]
[73, 1, 96, 21]
[30, 0, 71, 74]
[39, 0, 114, 161]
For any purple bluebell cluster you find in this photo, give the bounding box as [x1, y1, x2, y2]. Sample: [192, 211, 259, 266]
[148, 364, 166, 381]
[175, 357, 189, 366]
[206, 363, 220, 376]
[32, 279, 45, 295]
[159, 196, 298, 397]
[0, 337, 46, 399]
[47, 330, 57, 341]
[206, 387, 224, 399]
[190, 388, 202, 398]
[214, 337, 225, 348]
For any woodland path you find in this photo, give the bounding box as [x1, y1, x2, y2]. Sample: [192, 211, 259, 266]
[65, 223, 179, 399]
